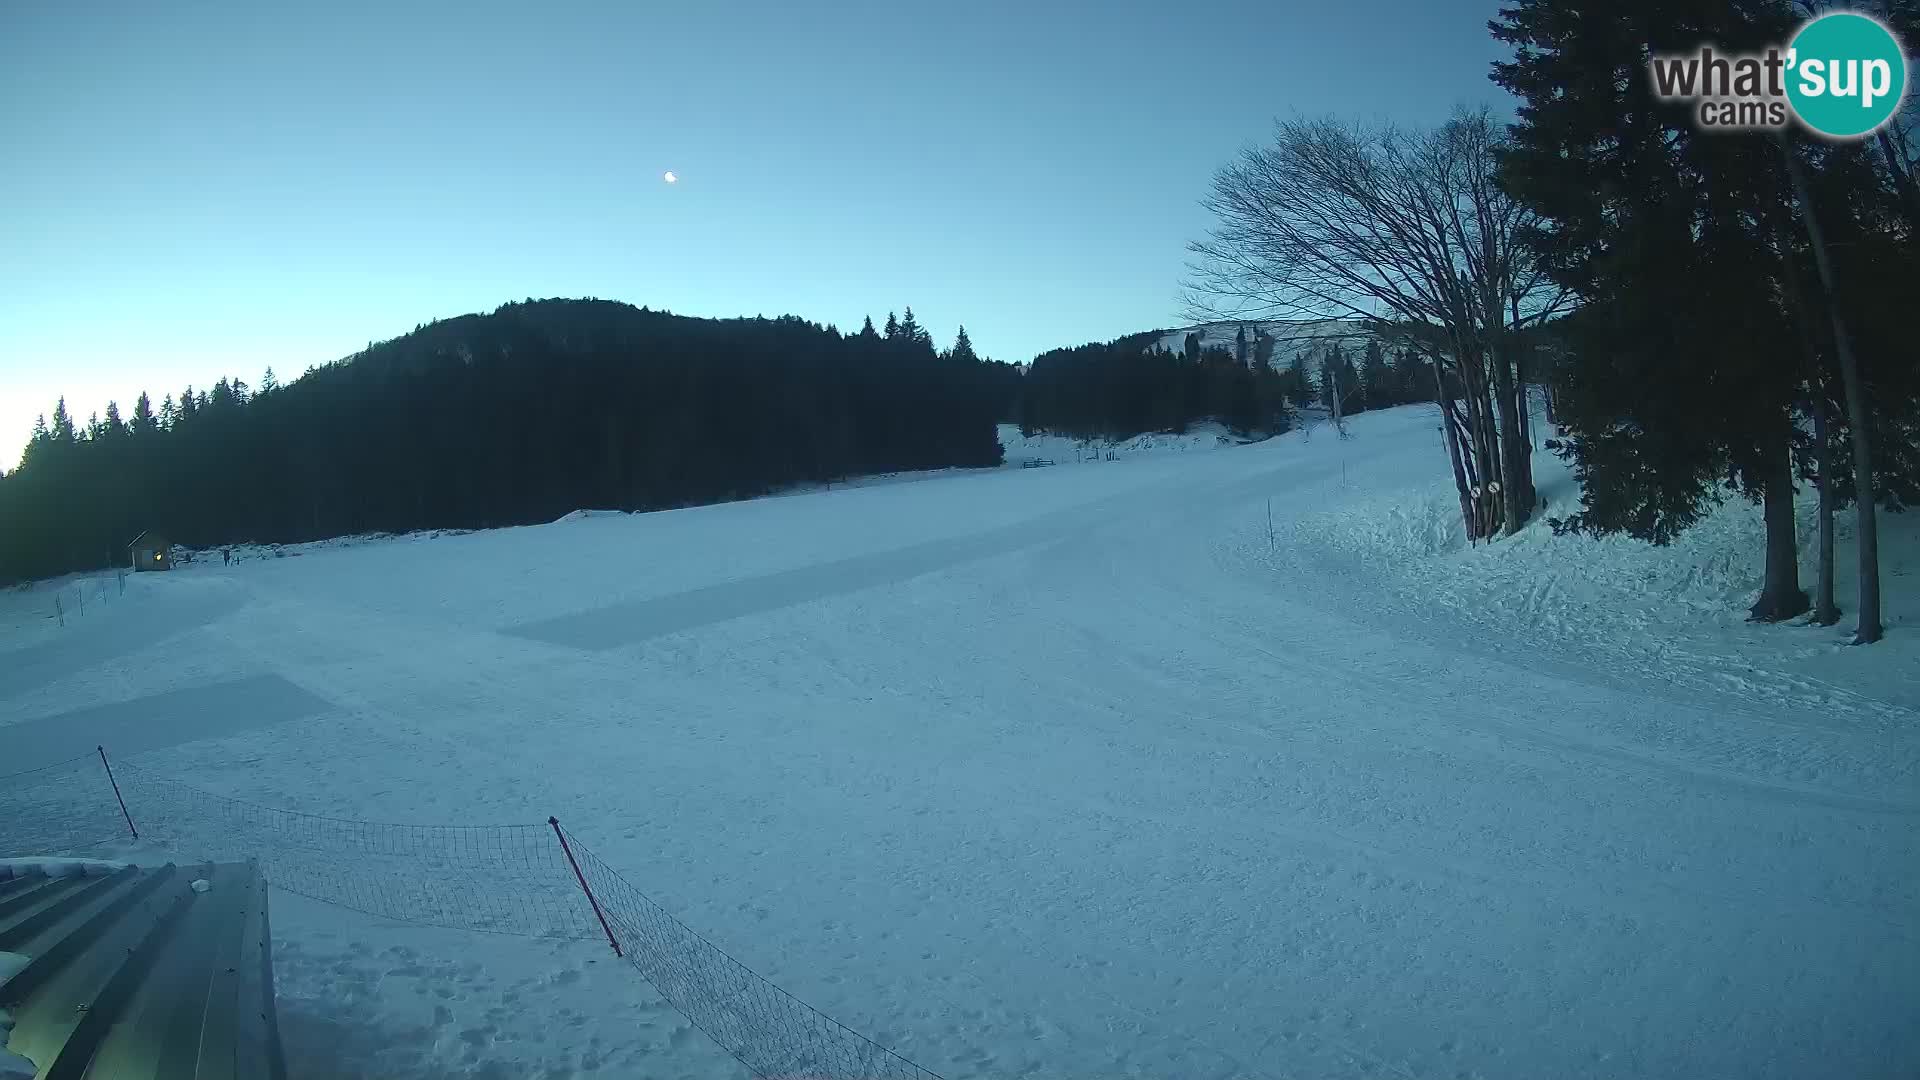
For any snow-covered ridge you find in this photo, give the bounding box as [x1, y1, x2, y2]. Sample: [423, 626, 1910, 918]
[997, 421, 1247, 465]
[1151, 317, 1368, 363]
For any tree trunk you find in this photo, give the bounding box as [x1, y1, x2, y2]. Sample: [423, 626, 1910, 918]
[1515, 354, 1534, 465]
[1783, 139, 1882, 643]
[1774, 212, 1837, 627]
[1465, 373, 1502, 536]
[1433, 352, 1476, 540]
[1811, 390, 1839, 626]
[1489, 340, 1532, 535]
[1750, 433, 1810, 623]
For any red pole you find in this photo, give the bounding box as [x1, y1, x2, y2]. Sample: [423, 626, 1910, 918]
[549, 817, 622, 957]
[97, 745, 138, 841]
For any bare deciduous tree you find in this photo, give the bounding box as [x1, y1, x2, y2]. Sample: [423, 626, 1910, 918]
[1186, 109, 1568, 540]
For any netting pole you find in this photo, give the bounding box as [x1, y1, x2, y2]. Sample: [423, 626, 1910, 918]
[97, 745, 138, 840]
[550, 817, 622, 957]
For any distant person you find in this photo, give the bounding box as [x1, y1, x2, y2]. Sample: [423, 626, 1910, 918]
[223, 548, 232, 566]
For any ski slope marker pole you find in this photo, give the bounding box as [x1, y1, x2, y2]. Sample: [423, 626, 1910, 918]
[97, 745, 138, 840]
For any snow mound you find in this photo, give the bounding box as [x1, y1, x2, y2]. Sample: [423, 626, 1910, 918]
[1271, 408, 1919, 722]
[997, 422, 1243, 467]
[549, 509, 629, 525]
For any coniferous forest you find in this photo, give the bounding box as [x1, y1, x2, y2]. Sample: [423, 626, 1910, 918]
[0, 299, 1023, 584]
[1015, 330, 1433, 441]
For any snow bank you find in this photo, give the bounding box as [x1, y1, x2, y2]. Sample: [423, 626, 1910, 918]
[175, 528, 477, 569]
[996, 422, 1243, 466]
[548, 509, 628, 525]
[1272, 407, 1919, 722]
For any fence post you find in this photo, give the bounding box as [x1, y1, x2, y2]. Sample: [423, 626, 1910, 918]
[97, 745, 139, 841]
[549, 817, 622, 958]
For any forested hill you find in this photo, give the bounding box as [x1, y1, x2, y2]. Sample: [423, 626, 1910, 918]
[0, 299, 1022, 584]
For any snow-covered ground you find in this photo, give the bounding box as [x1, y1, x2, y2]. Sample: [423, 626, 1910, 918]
[997, 422, 1247, 466]
[1151, 319, 1363, 364]
[2, 405, 1914, 1079]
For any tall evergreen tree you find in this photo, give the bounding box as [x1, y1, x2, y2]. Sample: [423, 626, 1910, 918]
[50, 398, 75, 444]
[949, 326, 979, 364]
[1493, 0, 1811, 620]
[131, 392, 156, 437]
[1287, 349, 1313, 409]
[1253, 330, 1275, 373]
[1360, 339, 1390, 410]
[899, 307, 934, 351]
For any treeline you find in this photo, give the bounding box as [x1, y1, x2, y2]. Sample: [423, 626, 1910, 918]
[1494, 0, 1920, 641]
[0, 299, 1021, 584]
[1014, 328, 1431, 442]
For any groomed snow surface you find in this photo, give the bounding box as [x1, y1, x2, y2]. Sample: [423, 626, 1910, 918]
[2, 412, 1914, 1079]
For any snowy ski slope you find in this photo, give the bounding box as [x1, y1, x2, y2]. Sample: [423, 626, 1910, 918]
[1, 406, 1914, 1079]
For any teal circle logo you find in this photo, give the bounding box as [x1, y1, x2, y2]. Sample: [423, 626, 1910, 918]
[1786, 13, 1907, 138]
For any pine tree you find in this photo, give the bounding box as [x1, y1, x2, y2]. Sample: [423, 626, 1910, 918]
[1234, 325, 1249, 366]
[1322, 345, 1349, 414]
[50, 398, 75, 443]
[899, 307, 933, 350]
[1360, 339, 1390, 410]
[859, 316, 879, 340]
[1287, 349, 1313, 409]
[883, 312, 900, 340]
[132, 392, 156, 437]
[260, 367, 279, 395]
[949, 325, 979, 364]
[1494, 0, 1809, 620]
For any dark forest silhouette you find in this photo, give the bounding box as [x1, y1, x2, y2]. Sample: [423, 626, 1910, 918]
[0, 299, 1022, 584]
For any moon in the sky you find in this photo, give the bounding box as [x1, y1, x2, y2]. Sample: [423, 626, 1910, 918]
[663, 171, 678, 184]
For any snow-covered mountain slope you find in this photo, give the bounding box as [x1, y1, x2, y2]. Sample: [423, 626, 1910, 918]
[1, 405, 1913, 1080]
[1152, 317, 1367, 361]
[996, 421, 1248, 465]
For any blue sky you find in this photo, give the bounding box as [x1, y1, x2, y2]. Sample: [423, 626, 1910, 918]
[0, 0, 1510, 462]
